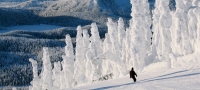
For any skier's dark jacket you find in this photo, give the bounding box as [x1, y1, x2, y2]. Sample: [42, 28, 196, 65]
[129, 67, 137, 79]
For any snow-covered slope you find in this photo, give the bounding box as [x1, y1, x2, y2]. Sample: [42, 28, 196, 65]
[2, 62, 200, 90]
[74, 64, 200, 90]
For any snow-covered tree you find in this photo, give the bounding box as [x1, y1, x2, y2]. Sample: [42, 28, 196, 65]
[88, 23, 103, 79]
[29, 58, 41, 90]
[52, 61, 61, 88]
[107, 18, 119, 53]
[102, 33, 113, 76]
[129, 0, 152, 71]
[181, 0, 193, 55]
[194, 2, 200, 53]
[118, 17, 126, 49]
[151, 0, 161, 61]
[85, 43, 97, 81]
[103, 33, 111, 53]
[118, 18, 126, 64]
[61, 34, 75, 88]
[171, 0, 192, 56]
[187, 0, 199, 53]
[152, 0, 172, 61]
[74, 26, 87, 85]
[107, 18, 127, 77]
[83, 29, 94, 82]
[82, 29, 90, 59]
[41, 47, 53, 90]
[90, 23, 103, 56]
[124, 28, 131, 68]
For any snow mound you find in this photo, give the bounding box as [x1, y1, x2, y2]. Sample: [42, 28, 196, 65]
[142, 61, 170, 73]
[173, 53, 200, 68]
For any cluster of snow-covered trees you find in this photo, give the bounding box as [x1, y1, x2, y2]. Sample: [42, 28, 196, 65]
[29, 0, 200, 89]
[152, 0, 200, 67]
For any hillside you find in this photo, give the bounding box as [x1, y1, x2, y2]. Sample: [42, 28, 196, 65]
[3, 61, 200, 89]
[74, 63, 200, 90]
[0, 0, 132, 28]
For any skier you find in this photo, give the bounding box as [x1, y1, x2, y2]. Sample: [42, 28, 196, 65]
[129, 67, 137, 82]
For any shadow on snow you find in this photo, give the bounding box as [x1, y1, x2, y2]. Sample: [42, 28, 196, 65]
[91, 82, 135, 90]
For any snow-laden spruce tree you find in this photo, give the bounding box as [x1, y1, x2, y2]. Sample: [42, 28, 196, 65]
[151, 0, 160, 61]
[103, 33, 112, 53]
[187, 0, 199, 53]
[181, 0, 193, 55]
[88, 23, 103, 80]
[29, 48, 54, 90]
[118, 18, 127, 65]
[74, 26, 87, 85]
[41, 47, 53, 90]
[85, 42, 97, 81]
[107, 18, 119, 53]
[170, 0, 192, 56]
[152, 0, 172, 61]
[102, 18, 127, 78]
[193, 2, 200, 53]
[62, 34, 75, 88]
[123, 28, 131, 68]
[82, 29, 90, 59]
[169, 0, 200, 68]
[90, 23, 103, 57]
[83, 29, 96, 83]
[118, 17, 126, 51]
[129, 0, 152, 71]
[102, 33, 113, 76]
[29, 58, 40, 90]
[52, 61, 61, 88]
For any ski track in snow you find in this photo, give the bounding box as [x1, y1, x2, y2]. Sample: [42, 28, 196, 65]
[73, 67, 200, 90]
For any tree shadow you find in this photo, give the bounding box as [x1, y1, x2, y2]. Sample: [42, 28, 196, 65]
[140, 69, 189, 82]
[139, 72, 200, 83]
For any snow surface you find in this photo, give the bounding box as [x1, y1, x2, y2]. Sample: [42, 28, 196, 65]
[73, 63, 200, 90]
[0, 24, 64, 33]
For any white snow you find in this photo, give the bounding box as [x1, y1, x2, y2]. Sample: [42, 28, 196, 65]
[61, 34, 75, 89]
[74, 63, 200, 90]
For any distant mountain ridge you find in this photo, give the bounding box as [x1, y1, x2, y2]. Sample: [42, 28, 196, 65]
[0, 0, 132, 27]
[0, 0, 176, 28]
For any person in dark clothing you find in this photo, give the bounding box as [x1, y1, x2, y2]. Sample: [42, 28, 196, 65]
[129, 67, 137, 82]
